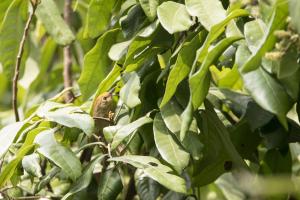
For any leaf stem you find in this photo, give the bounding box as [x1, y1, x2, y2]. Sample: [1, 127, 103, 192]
[12, 2, 38, 122]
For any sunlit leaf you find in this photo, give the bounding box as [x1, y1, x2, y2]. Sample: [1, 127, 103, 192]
[240, 0, 289, 73]
[160, 31, 206, 108]
[37, 102, 94, 136]
[289, 0, 300, 33]
[22, 153, 42, 178]
[236, 44, 293, 128]
[209, 65, 243, 90]
[0, 127, 48, 187]
[111, 116, 153, 149]
[0, 0, 26, 74]
[36, 0, 75, 45]
[139, 0, 159, 21]
[157, 1, 194, 34]
[153, 113, 190, 173]
[190, 36, 243, 109]
[78, 29, 119, 100]
[244, 19, 267, 53]
[109, 155, 187, 193]
[35, 130, 82, 181]
[108, 40, 132, 61]
[84, 0, 116, 38]
[120, 72, 141, 108]
[185, 0, 226, 30]
[0, 121, 25, 158]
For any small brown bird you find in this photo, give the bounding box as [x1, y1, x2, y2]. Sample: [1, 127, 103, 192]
[92, 92, 116, 134]
[92, 92, 115, 119]
[80, 92, 116, 163]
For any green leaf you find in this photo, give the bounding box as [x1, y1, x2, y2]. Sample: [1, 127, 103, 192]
[236, 45, 293, 128]
[0, 127, 48, 187]
[139, 20, 159, 37]
[22, 153, 42, 178]
[289, 0, 300, 33]
[139, 0, 159, 21]
[0, 146, 34, 187]
[260, 148, 292, 174]
[35, 0, 75, 45]
[120, 72, 141, 108]
[160, 31, 207, 108]
[84, 0, 116, 38]
[209, 65, 243, 90]
[153, 113, 190, 173]
[109, 155, 187, 193]
[244, 19, 267, 53]
[0, 121, 25, 158]
[190, 36, 243, 109]
[121, 5, 147, 38]
[0, 0, 26, 74]
[108, 40, 132, 61]
[78, 29, 119, 100]
[123, 37, 150, 66]
[62, 155, 105, 200]
[278, 47, 300, 101]
[123, 26, 172, 72]
[196, 9, 248, 63]
[98, 169, 123, 200]
[35, 130, 82, 181]
[242, 68, 292, 128]
[160, 99, 198, 137]
[192, 102, 248, 186]
[160, 100, 203, 161]
[37, 102, 94, 136]
[111, 116, 153, 149]
[240, 0, 289, 73]
[297, 101, 300, 123]
[278, 47, 300, 79]
[35, 167, 60, 192]
[157, 1, 194, 34]
[0, 0, 11, 23]
[185, 0, 226, 30]
[229, 120, 261, 161]
[0, 72, 8, 102]
[19, 58, 39, 90]
[123, 37, 158, 72]
[182, 131, 203, 161]
[135, 169, 161, 200]
[32, 38, 57, 90]
[103, 125, 121, 143]
[180, 100, 194, 141]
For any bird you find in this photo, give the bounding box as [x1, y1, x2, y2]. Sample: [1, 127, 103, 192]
[80, 92, 116, 163]
[92, 92, 116, 136]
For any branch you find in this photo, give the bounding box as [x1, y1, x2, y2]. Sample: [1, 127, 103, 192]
[12, 2, 38, 122]
[63, 0, 75, 103]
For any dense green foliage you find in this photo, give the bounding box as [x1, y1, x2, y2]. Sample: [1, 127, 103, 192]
[0, 0, 300, 199]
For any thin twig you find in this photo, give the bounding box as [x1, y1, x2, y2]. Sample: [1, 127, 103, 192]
[12, 3, 38, 122]
[75, 141, 106, 154]
[14, 196, 45, 200]
[63, 0, 75, 103]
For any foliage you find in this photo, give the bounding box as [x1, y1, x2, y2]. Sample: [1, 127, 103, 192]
[0, 0, 300, 199]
